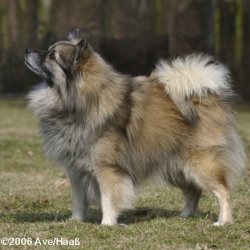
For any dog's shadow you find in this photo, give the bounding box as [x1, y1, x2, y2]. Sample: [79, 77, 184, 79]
[1, 211, 71, 223]
[121, 207, 180, 224]
[1, 207, 215, 224]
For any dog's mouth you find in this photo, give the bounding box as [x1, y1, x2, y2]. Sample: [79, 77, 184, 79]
[25, 48, 43, 74]
[25, 58, 41, 76]
[24, 54, 44, 78]
[25, 53, 54, 87]
[24, 57, 33, 69]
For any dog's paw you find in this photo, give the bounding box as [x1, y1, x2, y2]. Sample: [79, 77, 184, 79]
[180, 210, 198, 218]
[213, 221, 223, 226]
[213, 220, 233, 226]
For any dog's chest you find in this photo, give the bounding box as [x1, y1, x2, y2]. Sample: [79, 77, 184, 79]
[40, 115, 94, 169]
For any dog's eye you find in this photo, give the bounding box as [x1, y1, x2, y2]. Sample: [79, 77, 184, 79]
[49, 51, 56, 60]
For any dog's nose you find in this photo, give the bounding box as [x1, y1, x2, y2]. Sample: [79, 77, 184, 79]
[25, 48, 33, 53]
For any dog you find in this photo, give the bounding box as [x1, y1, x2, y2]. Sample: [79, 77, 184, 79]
[24, 29, 245, 226]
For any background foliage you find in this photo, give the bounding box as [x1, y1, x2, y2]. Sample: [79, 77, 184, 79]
[0, 0, 250, 99]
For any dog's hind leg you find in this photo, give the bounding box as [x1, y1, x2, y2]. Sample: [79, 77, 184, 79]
[200, 167, 233, 226]
[184, 148, 236, 225]
[95, 166, 135, 225]
[187, 152, 234, 225]
[193, 173, 233, 226]
[180, 185, 202, 218]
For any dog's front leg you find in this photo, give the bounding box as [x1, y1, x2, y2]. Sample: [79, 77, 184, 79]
[68, 171, 89, 221]
[95, 165, 135, 225]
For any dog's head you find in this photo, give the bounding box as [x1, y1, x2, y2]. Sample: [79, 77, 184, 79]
[24, 29, 90, 88]
[26, 30, 126, 119]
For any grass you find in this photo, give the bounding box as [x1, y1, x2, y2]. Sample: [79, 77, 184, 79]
[0, 99, 249, 250]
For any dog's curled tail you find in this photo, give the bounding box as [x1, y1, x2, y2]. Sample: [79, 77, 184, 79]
[153, 54, 234, 124]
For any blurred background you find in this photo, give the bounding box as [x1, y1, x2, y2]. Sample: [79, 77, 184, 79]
[0, 0, 250, 99]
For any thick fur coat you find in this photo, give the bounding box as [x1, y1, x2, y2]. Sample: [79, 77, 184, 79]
[25, 30, 245, 226]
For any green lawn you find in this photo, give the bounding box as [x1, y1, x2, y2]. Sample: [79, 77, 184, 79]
[0, 99, 249, 250]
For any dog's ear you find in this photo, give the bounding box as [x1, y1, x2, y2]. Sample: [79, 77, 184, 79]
[68, 28, 81, 42]
[73, 39, 89, 65]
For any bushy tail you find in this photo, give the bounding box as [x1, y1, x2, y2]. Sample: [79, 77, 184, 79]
[153, 54, 234, 124]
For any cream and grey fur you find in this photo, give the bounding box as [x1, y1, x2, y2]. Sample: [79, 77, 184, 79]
[25, 30, 245, 226]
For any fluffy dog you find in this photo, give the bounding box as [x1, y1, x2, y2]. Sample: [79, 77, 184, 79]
[24, 30, 245, 226]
